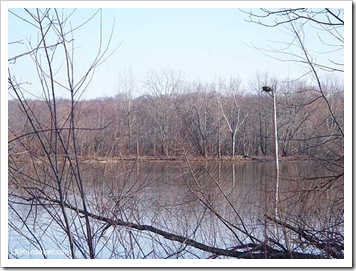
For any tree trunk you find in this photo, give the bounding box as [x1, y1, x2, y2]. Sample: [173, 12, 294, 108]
[231, 132, 236, 158]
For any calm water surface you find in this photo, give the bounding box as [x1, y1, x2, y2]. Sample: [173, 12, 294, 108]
[8, 160, 343, 259]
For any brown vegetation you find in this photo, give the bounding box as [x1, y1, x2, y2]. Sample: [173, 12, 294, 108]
[9, 77, 343, 162]
[7, 8, 344, 262]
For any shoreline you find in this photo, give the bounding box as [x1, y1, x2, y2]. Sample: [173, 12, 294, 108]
[81, 154, 310, 163]
[9, 153, 312, 164]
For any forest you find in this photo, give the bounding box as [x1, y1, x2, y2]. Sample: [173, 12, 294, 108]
[8, 71, 344, 162]
[6, 7, 346, 264]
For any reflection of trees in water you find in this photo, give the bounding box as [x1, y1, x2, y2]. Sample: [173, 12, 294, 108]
[7, 7, 344, 261]
[9, 160, 342, 259]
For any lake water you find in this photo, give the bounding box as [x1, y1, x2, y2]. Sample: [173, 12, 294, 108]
[8, 159, 344, 259]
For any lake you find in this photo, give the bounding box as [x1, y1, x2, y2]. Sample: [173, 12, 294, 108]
[8, 159, 344, 259]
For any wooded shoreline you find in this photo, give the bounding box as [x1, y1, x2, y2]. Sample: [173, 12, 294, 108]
[76, 154, 310, 163]
[9, 152, 313, 164]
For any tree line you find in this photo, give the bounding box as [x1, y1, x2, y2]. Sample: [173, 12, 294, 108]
[8, 70, 344, 162]
[7, 8, 345, 261]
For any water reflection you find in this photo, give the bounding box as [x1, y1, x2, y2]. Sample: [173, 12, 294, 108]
[8, 160, 343, 259]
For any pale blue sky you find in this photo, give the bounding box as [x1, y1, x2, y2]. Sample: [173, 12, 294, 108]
[7, 5, 345, 100]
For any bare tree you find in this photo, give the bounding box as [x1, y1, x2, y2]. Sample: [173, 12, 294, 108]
[216, 77, 248, 158]
[179, 83, 218, 158]
[241, 8, 344, 74]
[8, 8, 344, 261]
[241, 7, 344, 259]
[143, 69, 183, 157]
[115, 68, 138, 156]
[8, 8, 120, 259]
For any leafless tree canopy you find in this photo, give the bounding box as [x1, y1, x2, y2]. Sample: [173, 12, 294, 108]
[241, 8, 344, 74]
[7, 8, 344, 261]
